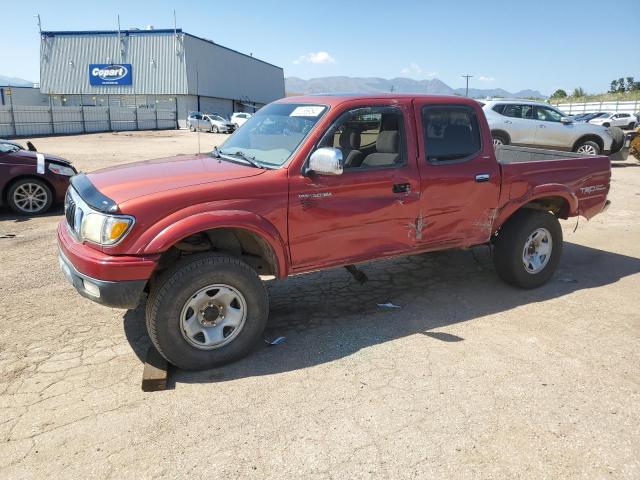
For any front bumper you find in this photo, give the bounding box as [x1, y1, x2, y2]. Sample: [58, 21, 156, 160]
[57, 221, 158, 308]
[58, 249, 147, 309]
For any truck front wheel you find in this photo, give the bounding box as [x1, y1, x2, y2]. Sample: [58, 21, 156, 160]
[493, 210, 562, 289]
[145, 253, 269, 370]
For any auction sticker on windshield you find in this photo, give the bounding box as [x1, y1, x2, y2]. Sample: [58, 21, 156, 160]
[290, 106, 325, 117]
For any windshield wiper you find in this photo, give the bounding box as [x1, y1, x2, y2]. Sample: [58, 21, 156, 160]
[219, 149, 264, 169]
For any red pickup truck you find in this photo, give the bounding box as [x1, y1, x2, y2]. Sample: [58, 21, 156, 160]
[57, 94, 611, 370]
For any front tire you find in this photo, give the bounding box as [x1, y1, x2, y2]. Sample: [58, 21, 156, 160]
[575, 140, 601, 156]
[211, 125, 219, 133]
[146, 253, 269, 370]
[7, 178, 53, 215]
[493, 210, 562, 289]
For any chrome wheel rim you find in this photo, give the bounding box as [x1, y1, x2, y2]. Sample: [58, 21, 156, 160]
[576, 144, 597, 155]
[13, 183, 48, 213]
[180, 284, 247, 350]
[522, 227, 553, 274]
[493, 138, 503, 148]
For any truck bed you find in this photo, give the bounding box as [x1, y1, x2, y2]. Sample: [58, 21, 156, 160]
[495, 145, 589, 164]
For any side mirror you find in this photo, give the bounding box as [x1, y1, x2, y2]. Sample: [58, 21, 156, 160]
[560, 116, 573, 124]
[308, 147, 343, 176]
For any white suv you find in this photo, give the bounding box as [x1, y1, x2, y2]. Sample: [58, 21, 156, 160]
[588, 112, 637, 129]
[231, 112, 252, 128]
[482, 100, 616, 155]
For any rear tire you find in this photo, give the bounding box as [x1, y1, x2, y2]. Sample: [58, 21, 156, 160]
[145, 253, 269, 370]
[7, 178, 53, 215]
[493, 210, 562, 289]
[492, 132, 509, 148]
[189, 124, 195, 132]
[608, 127, 625, 154]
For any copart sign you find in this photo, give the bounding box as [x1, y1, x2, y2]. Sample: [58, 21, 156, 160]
[89, 64, 132, 85]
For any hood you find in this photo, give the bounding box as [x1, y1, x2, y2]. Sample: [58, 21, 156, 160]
[9, 150, 73, 166]
[86, 153, 266, 204]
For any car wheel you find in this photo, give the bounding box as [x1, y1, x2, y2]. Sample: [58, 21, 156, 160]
[492, 132, 509, 148]
[7, 178, 54, 215]
[627, 122, 636, 130]
[145, 253, 269, 370]
[575, 140, 601, 156]
[493, 210, 562, 289]
[211, 125, 219, 134]
[189, 124, 195, 132]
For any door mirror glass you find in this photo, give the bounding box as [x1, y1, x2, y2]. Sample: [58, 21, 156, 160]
[308, 147, 344, 175]
[560, 116, 573, 124]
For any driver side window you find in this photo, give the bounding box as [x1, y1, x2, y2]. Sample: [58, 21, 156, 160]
[316, 106, 406, 169]
[535, 107, 562, 122]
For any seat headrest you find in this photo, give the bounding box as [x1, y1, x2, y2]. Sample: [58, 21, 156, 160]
[339, 128, 361, 150]
[376, 131, 399, 154]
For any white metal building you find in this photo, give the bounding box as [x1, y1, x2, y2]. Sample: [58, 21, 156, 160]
[38, 28, 285, 126]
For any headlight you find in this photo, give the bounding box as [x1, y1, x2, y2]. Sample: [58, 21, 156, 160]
[48, 163, 76, 176]
[80, 212, 134, 245]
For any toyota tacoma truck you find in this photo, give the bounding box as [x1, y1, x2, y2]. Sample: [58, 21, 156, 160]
[57, 94, 611, 370]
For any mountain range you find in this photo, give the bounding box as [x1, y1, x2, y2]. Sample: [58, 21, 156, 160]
[0, 75, 35, 87]
[285, 76, 546, 99]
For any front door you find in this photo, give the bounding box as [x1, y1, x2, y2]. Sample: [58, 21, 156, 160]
[533, 105, 571, 149]
[413, 100, 501, 248]
[288, 102, 422, 270]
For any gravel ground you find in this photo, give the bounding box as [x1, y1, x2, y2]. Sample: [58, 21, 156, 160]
[0, 130, 639, 479]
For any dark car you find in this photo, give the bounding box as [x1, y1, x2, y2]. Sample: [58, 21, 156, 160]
[0, 140, 77, 215]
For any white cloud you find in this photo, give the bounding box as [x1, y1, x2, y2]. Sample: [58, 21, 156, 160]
[400, 63, 437, 79]
[293, 51, 335, 65]
[478, 75, 495, 82]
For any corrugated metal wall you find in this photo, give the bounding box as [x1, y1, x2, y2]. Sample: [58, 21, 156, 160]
[40, 32, 188, 95]
[183, 35, 285, 105]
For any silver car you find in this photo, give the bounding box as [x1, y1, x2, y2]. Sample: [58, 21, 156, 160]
[187, 112, 236, 134]
[482, 100, 615, 155]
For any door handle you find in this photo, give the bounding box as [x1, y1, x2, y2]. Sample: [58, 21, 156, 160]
[392, 183, 411, 194]
[475, 174, 490, 183]
[504, 120, 513, 124]
[539, 124, 546, 128]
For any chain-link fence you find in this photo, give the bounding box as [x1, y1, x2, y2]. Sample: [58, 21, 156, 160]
[0, 101, 178, 137]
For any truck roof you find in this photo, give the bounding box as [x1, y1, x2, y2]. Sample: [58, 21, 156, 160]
[279, 93, 479, 107]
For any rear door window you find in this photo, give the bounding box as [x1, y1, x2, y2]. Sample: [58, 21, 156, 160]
[422, 105, 482, 163]
[502, 104, 534, 119]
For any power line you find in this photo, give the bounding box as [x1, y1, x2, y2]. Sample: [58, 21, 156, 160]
[461, 74, 473, 97]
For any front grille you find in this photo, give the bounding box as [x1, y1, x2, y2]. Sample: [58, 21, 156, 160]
[65, 193, 76, 230]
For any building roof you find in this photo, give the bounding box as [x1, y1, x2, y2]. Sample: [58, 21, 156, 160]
[40, 29, 282, 70]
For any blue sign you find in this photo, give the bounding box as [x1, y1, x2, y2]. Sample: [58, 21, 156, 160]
[89, 64, 132, 86]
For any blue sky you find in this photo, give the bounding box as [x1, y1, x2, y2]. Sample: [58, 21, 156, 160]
[4, 0, 639, 95]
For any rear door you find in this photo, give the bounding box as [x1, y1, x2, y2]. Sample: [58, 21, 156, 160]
[413, 101, 501, 247]
[500, 103, 536, 146]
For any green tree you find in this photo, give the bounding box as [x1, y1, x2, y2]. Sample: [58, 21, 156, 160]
[550, 88, 568, 99]
[626, 77, 635, 91]
[610, 80, 618, 93]
[618, 77, 626, 93]
[572, 87, 585, 97]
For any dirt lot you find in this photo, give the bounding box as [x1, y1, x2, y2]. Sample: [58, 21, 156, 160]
[1, 130, 639, 479]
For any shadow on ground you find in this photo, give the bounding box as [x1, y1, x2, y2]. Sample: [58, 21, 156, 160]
[122, 241, 640, 385]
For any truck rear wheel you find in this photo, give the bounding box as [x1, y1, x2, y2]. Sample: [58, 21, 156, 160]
[145, 253, 269, 370]
[493, 210, 562, 289]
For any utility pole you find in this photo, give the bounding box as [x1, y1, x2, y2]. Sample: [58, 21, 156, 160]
[461, 74, 473, 97]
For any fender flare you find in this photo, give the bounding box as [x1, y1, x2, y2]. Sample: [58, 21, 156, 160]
[494, 184, 579, 230]
[141, 210, 289, 277]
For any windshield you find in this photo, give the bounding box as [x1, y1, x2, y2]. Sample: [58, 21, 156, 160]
[0, 143, 20, 153]
[218, 103, 328, 167]
[211, 115, 226, 122]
